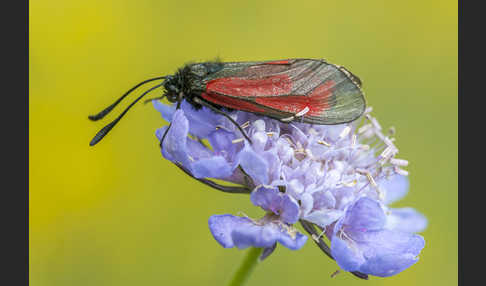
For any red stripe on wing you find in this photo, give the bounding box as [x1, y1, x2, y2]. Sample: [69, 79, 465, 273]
[254, 80, 335, 116]
[206, 74, 293, 97]
[201, 92, 267, 113]
[264, 60, 291, 65]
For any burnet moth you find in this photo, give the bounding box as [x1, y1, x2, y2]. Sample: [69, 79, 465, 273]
[89, 58, 366, 146]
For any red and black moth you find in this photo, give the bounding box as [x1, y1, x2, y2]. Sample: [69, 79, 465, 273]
[89, 58, 366, 146]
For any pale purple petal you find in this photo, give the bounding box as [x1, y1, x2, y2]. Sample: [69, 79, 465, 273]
[332, 228, 424, 277]
[286, 179, 305, 200]
[250, 186, 282, 214]
[251, 131, 268, 152]
[304, 209, 344, 228]
[341, 197, 386, 232]
[280, 195, 300, 224]
[153, 100, 175, 122]
[158, 110, 192, 170]
[353, 230, 424, 277]
[207, 129, 238, 156]
[300, 193, 314, 217]
[237, 145, 269, 185]
[260, 151, 281, 183]
[381, 174, 409, 205]
[185, 139, 213, 160]
[385, 208, 428, 233]
[191, 156, 234, 179]
[331, 235, 365, 272]
[208, 214, 307, 250]
[312, 191, 336, 210]
[179, 101, 223, 138]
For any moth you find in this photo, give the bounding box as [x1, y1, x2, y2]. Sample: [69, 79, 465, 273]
[89, 58, 365, 146]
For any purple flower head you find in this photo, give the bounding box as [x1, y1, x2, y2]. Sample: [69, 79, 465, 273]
[153, 100, 427, 278]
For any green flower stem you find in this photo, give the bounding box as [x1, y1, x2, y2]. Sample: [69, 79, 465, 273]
[226, 247, 264, 286]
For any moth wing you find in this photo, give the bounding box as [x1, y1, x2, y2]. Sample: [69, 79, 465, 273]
[203, 59, 365, 124]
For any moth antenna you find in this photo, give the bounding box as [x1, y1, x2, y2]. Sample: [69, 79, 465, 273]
[89, 83, 164, 146]
[88, 76, 166, 121]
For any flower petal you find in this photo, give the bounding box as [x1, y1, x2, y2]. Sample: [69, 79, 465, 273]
[153, 100, 176, 122]
[280, 195, 300, 224]
[157, 110, 192, 170]
[354, 230, 425, 277]
[180, 101, 223, 138]
[341, 197, 386, 232]
[381, 174, 409, 205]
[250, 186, 282, 214]
[208, 129, 238, 157]
[300, 193, 314, 217]
[191, 156, 234, 179]
[332, 228, 425, 277]
[385, 208, 428, 233]
[304, 209, 344, 228]
[208, 214, 307, 250]
[237, 145, 269, 185]
[331, 234, 365, 272]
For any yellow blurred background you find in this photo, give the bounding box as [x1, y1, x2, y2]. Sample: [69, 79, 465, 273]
[29, 0, 457, 285]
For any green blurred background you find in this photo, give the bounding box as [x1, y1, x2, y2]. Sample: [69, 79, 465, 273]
[29, 0, 457, 285]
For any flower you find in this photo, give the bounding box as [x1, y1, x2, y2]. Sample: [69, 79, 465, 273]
[153, 99, 427, 278]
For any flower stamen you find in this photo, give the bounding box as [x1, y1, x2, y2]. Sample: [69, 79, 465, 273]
[232, 138, 245, 144]
[318, 140, 331, 147]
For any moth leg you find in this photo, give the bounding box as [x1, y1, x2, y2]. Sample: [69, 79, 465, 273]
[193, 97, 252, 144]
[175, 163, 251, 194]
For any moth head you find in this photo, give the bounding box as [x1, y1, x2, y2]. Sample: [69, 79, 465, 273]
[163, 75, 181, 103]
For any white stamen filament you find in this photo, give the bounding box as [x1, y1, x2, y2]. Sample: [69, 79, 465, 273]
[318, 140, 331, 147]
[395, 167, 409, 176]
[390, 158, 409, 166]
[370, 117, 382, 131]
[380, 146, 396, 160]
[215, 125, 231, 131]
[358, 124, 372, 134]
[339, 126, 351, 139]
[367, 173, 378, 187]
[383, 137, 395, 147]
[356, 168, 378, 187]
[240, 121, 250, 129]
[359, 144, 370, 151]
[294, 148, 306, 154]
[232, 138, 244, 144]
[377, 186, 385, 201]
[341, 180, 357, 187]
